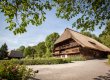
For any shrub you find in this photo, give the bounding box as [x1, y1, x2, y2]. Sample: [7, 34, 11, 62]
[0, 58, 70, 65]
[64, 55, 86, 62]
[22, 58, 68, 65]
[0, 56, 86, 66]
[108, 55, 110, 64]
[0, 61, 34, 80]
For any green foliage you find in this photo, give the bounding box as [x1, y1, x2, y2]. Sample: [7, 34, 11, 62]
[45, 48, 52, 57]
[99, 21, 110, 48]
[99, 35, 110, 48]
[16, 46, 25, 53]
[55, 0, 110, 31]
[45, 32, 59, 57]
[0, 43, 8, 59]
[0, 0, 53, 35]
[0, 61, 34, 80]
[0, 58, 71, 65]
[1, 0, 109, 34]
[34, 42, 46, 57]
[22, 58, 67, 65]
[0, 55, 86, 65]
[65, 55, 86, 61]
[24, 46, 35, 57]
[14, 32, 59, 58]
[108, 55, 110, 64]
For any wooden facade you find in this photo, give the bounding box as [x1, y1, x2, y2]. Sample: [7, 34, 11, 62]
[53, 38, 81, 58]
[53, 28, 110, 59]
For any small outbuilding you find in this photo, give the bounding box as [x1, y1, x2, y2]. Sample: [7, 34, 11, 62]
[53, 28, 110, 59]
[8, 50, 24, 59]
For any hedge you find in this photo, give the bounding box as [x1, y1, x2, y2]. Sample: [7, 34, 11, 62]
[0, 58, 71, 65]
[0, 55, 86, 65]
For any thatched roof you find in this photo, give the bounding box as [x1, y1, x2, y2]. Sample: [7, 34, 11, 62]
[8, 50, 23, 58]
[54, 28, 110, 52]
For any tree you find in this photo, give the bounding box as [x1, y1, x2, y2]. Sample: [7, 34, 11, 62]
[0, 0, 110, 34]
[55, 0, 110, 32]
[34, 42, 46, 58]
[99, 21, 110, 47]
[45, 32, 59, 57]
[0, 43, 8, 59]
[23, 46, 35, 57]
[16, 45, 25, 53]
[99, 34, 110, 48]
[0, 0, 52, 35]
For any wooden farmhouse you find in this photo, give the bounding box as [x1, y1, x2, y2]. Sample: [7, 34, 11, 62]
[8, 50, 24, 59]
[53, 28, 110, 59]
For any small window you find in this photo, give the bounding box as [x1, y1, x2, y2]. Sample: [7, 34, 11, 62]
[88, 41, 96, 45]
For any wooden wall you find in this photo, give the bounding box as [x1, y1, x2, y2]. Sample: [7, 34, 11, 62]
[79, 47, 108, 59]
[53, 38, 108, 59]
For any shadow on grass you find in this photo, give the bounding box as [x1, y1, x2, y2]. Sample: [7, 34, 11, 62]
[93, 70, 110, 80]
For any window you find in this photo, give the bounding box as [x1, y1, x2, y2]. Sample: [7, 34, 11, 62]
[88, 41, 96, 45]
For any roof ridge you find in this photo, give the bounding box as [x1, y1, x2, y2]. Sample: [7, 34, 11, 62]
[66, 28, 96, 41]
[65, 28, 81, 34]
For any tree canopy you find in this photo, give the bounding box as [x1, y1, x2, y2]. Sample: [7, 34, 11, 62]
[0, 0, 110, 34]
[16, 45, 25, 53]
[23, 46, 34, 57]
[99, 21, 110, 48]
[55, 0, 110, 31]
[0, 43, 8, 59]
[45, 32, 59, 57]
[34, 41, 46, 57]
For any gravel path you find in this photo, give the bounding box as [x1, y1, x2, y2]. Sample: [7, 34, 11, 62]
[27, 59, 110, 80]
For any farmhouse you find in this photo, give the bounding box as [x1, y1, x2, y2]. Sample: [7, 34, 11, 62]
[8, 50, 24, 59]
[53, 28, 110, 59]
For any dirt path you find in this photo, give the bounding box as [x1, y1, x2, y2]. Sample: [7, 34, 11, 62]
[27, 59, 110, 80]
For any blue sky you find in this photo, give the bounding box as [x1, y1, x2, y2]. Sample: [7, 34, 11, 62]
[0, 9, 105, 50]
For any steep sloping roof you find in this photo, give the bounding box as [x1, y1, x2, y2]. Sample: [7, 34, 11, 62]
[8, 50, 23, 58]
[54, 28, 110, 52]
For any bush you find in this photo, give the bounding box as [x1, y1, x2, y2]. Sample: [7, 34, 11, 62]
[0, 61, 34, 80]
[0, 58, 70, 65]
[108, 55, 110, 64]
[22, 58, 69, 65]
[64, 55, 86, 62]
[0, 55, 86, 65]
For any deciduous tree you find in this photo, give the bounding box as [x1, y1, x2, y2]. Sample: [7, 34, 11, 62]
[45, 32, 59, 57]
[99, 21, 110, 47]
[23, 46, 35, 57]
[0, 0, 110, 34]
[16, 45, 25, 53]
[34, 42, 46, 57]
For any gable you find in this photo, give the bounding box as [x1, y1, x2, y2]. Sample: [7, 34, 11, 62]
[54, 29, 72, 44]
